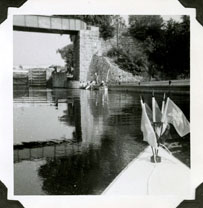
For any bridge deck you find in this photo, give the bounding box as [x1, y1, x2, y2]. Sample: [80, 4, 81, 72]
[13, 15, 87, 34]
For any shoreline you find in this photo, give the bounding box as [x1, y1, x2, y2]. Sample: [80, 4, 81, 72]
[108, 79, 189, 94]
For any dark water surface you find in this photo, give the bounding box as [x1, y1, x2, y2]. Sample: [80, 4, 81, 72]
[14, 88, 190, 195]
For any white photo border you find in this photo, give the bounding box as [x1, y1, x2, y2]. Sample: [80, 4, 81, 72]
[0, 0, 203, 208]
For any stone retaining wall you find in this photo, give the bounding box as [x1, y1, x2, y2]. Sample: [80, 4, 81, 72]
[87, 55, 142, 84]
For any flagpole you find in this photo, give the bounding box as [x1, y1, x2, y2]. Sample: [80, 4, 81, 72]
[151, 146, 157, 163]
[152, 91, 158, 158]
[161, 96, 169, 123]
[160, 93, 166, 138]
[152, 91, 156, 123]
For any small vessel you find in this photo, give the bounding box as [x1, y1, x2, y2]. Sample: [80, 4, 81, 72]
[102, 145, 191, 196]
[84, 69, 110, 91]
[99, 85, 108, 91]
[102, 94, 191, 196]
[84, 81, 108, 91]
[91, 84, 108, 91]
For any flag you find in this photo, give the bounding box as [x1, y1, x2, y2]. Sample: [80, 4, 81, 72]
[162, 97, 190, 137]
[141, 100, 157, 148]
[145, 103, 153, 122]
[155, 99, 162, 122]
[152, 96, 162, 137]
[152, 97, 162, 122]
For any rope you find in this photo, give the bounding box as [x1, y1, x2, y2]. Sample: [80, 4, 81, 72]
[160, 143, 172, 155]
[147, 145, 172, 195]
[146, 163, 157, 195]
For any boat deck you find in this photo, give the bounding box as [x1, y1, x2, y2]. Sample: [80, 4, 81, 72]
[103, 146, 192, 197]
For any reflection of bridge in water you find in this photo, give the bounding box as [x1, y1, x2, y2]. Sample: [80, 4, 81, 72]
[14, 141, 99, 163]
[14, 89, 110, 163]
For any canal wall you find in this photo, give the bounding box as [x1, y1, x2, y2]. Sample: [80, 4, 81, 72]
[109, 80, 190, 95]
[52, 72, 67, 88]
[109, 85, 189, 95]
[28, 69, 47, 87]
[14, 68, 52, 87]
[13, 70, 29, 86]
[52, 73, 80, 88]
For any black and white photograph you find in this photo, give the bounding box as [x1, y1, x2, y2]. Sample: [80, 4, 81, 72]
[0, 0, 203, 208]
[13, 14, 190, 196]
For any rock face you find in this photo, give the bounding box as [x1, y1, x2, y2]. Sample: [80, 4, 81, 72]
[84, 30, 145, 84]
[87, 55, 142, 84]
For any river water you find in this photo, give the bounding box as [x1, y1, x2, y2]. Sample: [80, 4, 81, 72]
[13, 88, 190, 195]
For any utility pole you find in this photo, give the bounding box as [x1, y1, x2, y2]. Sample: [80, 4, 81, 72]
[116, 18, 119, 49]
[114, 16, 126, 50]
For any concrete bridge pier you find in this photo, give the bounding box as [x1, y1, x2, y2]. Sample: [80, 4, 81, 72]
[52, 26, 101, 88]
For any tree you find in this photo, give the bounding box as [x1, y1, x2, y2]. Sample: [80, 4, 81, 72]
[128, 15, 190, 79]
[151, 15, 190, 79]
[57, 44, 74, 73]
[56, 15, 119, 73]
[127, 15, 165, 79]
[107, 42, 149, 75]
[56, 15, 115, 40]
[128, 15, 164, 41]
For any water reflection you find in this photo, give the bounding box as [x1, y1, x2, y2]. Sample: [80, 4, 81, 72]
[14, 89, 190, 195]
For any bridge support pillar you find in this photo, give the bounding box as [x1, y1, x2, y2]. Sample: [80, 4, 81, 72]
[76, 27, 101, 83]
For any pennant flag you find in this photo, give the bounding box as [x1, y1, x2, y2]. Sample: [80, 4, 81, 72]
[162, 97, 190, 137]
[141, 100, 157, 148]
[152, 96, 162, 136]
[145, 103, 153, 122]
[152, 96, 162, 122]
[155, 99, 162, 122]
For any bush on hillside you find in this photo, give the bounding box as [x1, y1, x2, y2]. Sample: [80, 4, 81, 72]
[107, 47, 148, 75]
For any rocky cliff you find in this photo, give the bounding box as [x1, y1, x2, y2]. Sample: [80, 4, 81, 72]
[87, 55, 142, 84]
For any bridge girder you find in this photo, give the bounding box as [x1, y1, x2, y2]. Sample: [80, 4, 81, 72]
[13, 15, 87, 34]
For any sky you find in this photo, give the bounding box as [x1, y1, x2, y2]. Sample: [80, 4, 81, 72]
[13, 31, 71, 68]
[121, 15, 182, 25]
[13, 15, 182, 68]
[162, 15, 182, 22]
